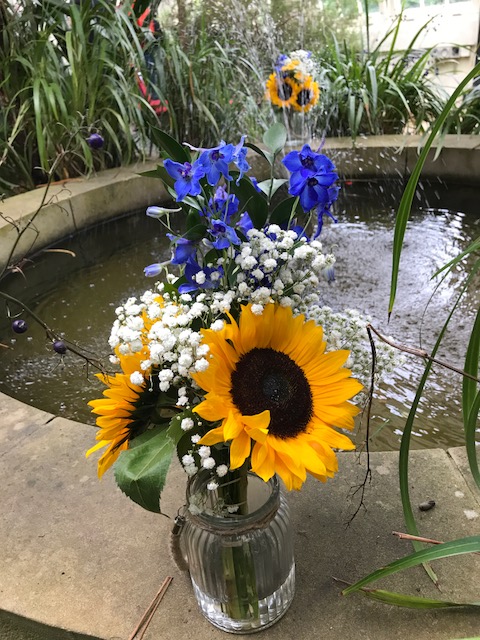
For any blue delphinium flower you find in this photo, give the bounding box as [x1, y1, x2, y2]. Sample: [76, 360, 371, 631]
[178, 258, 223, 294]
[314, 198, 339, 239]
[232, 136, 250, 183]
[198, 142, 235, 186]
[236, 212, 253, 236]
[207, 219, 241, 250]
[274, 54, 288, 70]
[164, 159, 205, 201]
[250, 177, 262, 193]
[166, 234, 197, 265]
[144, 263, 164, 277]
[282, 144, 336, 179]
[289, 172, 339, 212]
[282, 145, 339, 236]
[207, 186, 239, 221]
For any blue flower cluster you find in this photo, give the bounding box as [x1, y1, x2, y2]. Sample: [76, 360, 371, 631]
[145, 138, 253, 292]
[282, 144, 339, 238]
[144, 132, 340, 293]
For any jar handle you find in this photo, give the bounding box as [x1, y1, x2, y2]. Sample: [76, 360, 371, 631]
[170, 514, 189, 572]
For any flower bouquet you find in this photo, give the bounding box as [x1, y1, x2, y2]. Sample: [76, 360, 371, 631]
[265, 50, 320, 143]
[87, 124, 394, 632]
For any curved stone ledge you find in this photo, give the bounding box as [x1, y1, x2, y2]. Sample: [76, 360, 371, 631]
[1, 136, 480, 639]
[1, 134, 479, 265]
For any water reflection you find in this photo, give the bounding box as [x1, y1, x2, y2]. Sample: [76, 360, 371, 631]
[1, 180, 479, 451]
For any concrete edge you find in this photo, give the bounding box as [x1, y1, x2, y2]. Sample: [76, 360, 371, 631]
[1, 134, 479, 263]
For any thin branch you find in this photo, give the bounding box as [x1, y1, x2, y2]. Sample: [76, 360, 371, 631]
[345, 325, 377, 526]
[128, 576, 173, 640]
[0, 290, 105, 373]
[367, 324, 480, 384]
[393, 531, 480, 554]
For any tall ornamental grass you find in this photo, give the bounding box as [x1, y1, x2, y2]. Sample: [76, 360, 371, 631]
[0, 0, 154, 194]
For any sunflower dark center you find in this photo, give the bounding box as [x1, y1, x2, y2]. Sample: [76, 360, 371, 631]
[278, 81, 293, 101]
[297, 88, 313, 106]
[230, 347, 313, 439]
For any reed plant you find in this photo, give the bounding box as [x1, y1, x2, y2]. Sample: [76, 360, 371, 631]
[0, 0, 154, 194]
[314, 18, 447, 139]
[145, 0, 272, 148]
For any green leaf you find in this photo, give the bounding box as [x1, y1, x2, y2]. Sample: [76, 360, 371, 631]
[154, 129, 190, 163]
[355, 587, 480, 609]
[140, 165, 175, 189]
[397, 270, 476, 584]
[389, 61, 480, 315]
[269, 196, 299, 226]
[263, 122, 287, 155]
[113, 428, 175, 513]
[230, 177, 268, 229]
[245, 142, 274, 166]
[342, 536, 480, 596]
[185, 209, 206, 240]
[256, 178, 287, 198]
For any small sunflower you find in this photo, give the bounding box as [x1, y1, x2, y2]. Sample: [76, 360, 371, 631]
[291, 76, 320, 113]
[192, 303, 362, 490]
[265, 73, 299, 109]
[86, 349, 158, 478]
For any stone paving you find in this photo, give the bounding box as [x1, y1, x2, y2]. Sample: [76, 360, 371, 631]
[1, 393, 479, 640]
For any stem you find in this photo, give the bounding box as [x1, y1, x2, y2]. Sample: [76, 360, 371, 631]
[367, 323, 480, 383]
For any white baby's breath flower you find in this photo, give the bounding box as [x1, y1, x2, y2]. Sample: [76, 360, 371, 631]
[211, 319, 224, 331]
[198, 446, 211, 459]
[195, 357, 209, 372]
[130, 371, 144, 386]
[181, 417, 194, 431]
[216, 464, 228, 477]
[202, 457, 216, 470]
[184, 464, 198, 477]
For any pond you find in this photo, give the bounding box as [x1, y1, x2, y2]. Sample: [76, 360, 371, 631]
[1, 179, 479, 452]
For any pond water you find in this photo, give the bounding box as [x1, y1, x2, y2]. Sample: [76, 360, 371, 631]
[1, 179, 479, 452]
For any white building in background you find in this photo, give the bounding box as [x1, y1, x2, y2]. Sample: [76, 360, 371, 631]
[366, 0, 480, 93]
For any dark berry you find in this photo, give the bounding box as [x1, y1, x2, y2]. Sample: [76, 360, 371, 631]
[12, 319, 28, 334]
[86, 133, 104, 150]
[53, 340, 67, 355]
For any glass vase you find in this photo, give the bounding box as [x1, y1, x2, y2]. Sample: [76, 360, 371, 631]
[181, 471, 295, 633]
[285, 111, 312, 147]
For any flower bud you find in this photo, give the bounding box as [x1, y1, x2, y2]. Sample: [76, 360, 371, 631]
[86, 133, 104, 150]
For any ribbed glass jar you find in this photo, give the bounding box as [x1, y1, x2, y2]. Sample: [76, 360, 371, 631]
[182, 472, 295, 633]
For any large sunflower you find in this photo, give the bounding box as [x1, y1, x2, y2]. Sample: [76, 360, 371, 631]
[265, 73, 299, 109]
[86, 349, 159, 477]
[192, 303, 362, 490]
[291, 76, 320, 113]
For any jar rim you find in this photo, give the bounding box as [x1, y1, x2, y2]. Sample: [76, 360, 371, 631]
[185, 471, 280, 532]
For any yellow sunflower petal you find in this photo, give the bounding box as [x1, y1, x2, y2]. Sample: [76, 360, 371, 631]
[251, 442, 276, 482]
[198, 425, 227, 446]
[230, 429, 252, 469]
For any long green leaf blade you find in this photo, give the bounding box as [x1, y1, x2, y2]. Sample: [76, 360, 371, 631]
[355, 587, 480, 609]
[342, 536, 480, 595]
[389, 61, 480, 315]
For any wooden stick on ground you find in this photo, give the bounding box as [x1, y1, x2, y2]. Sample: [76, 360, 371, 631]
[128, 576, 174, 640]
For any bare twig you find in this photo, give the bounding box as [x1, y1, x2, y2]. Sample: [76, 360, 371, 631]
[128, 576, 173, 640]
[345, 325, 376, 526]
[367, 324, 480, 383]
[393, 531, 480, 554]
